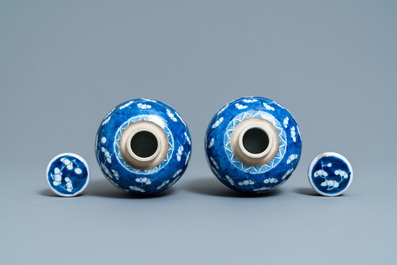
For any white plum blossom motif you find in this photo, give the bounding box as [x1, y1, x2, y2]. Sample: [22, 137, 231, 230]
[101, 137, 107, 144]
[314, 163, 332, 178]
[208, 138, 215, 148]
[291, 127, 296, 142]
[177, 146, 184, 161]
[225, 175, 234, 185]
[287, 154, 298, 164]
[314, 169, 328, 177]
[65, 177, 73, 192]
[282, 168, 294, 180]
[101, 165, 119, 182]
[321, 180, 339, 188]
[235, 103, 247, 110]
[314, 162, 347, 191]
[167, 109, 178, 122]
[111, 169, 119, 180]
[129, 186, 145, 193]
[185, 151, 190, 165]
[263, 102, 275, 111]
[102, 116, 111, 125]
[100, 163, 112, 178]
[238, 179, 255, 186]
[283, 117, 289, 128]
[243, 99, 258, 103]
[119, 100, 134, 109]
[210, 156, 219, 169]
[184, 132, 191, 145]
[335, 169, 348, 178]
[52, 167, 63, 186]
[137, 103, 151, 109]
[135, 177, 152, 185]
[61, 158, 74, 170]
[74, 168, 82, 174]
[101, 147, 112, 163]
[212, 117, 224, 128]
[264, 178, 278, 184]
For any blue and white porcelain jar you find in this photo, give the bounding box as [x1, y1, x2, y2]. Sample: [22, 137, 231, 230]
[205, 96, 302, 194]
[95, 98, 192, 195]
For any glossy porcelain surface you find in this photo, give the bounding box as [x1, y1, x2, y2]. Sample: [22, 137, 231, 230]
[205, 96, 302, 193]
[46, 153, 90, 197]
[95, 98, 192, 195]
[308, 152, 353, 196]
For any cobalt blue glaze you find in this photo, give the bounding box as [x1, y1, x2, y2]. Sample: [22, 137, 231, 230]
[95, 98, 192, 195]
[205, 96, 302, 194]
[46, 153, 90, 197]
[308, 152, 353, 196]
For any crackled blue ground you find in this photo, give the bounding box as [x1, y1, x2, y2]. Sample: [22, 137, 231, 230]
[308, 152, 353, 196]
[46, 153, 90, 196]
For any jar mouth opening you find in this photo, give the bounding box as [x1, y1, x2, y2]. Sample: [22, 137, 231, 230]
[119, 121, 169, 170]
[130, 130, 159, 159]
[231, 118, 280, 167]
[241, 127, 270, 156]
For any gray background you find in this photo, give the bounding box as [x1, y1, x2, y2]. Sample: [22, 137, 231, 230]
[1, 1, 396, 264]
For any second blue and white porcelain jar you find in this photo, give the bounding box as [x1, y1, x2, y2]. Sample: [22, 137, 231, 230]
[95, 98, 192, 195]
[205, 96, 302, 194]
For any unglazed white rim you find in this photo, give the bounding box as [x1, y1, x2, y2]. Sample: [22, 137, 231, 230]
[119, 120, 169, 170]
[231, 117, 280, 167]
[45, 152, 90, 197]
[307, 152, 353, 197]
